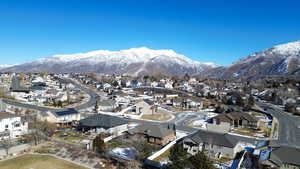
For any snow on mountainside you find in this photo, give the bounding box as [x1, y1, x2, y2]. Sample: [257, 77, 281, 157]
[206, 40, 300, 80]
[0, 64, 17, 70]
[2, 47, 218, 76]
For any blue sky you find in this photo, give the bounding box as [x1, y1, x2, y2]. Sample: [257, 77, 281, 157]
[0, 0, 299, 66]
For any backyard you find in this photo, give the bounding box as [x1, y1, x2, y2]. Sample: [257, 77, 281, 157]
[141, 108, 173, 121]
[0, 154, 88, 169]
[53, 130, 89, 145]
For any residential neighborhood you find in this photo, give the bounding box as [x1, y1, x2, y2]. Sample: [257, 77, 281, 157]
[2, 0, 300, 168]
[0, 72, 300, 169]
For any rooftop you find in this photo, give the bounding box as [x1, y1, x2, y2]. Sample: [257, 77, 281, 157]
[53, 108, 79, 117]
[185, 130, 238, 148]
[270, 146, 300, 166]
[130, 124, 174, 138]
[79, 114, 127, 129]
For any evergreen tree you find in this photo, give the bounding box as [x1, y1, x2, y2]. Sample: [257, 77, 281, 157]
[189, 151, 216, 169]
[168, 144, 190, 169]
[248, 95, 255, 107]
[93, 135, 106, 153]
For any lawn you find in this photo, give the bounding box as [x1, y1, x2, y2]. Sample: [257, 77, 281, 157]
[0, 154, 88, 169]
[153, 148, 170, 162]
[141, 109, 173, 121]
[53, 131, 87, 144]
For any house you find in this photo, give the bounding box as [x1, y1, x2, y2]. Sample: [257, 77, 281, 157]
[103, 83, 112, 91]
[260, 145, 300, 169]
[78, 114, 128, 135]
[182, 130, 243, 159]
[0, 112, 28, 140]
[207, 112, 258, 133]
[186, 99, 203, 109]
[97, 99, 118, 112]
[129, 124, 176, 146]
[10, 76, 30, 93]
[44, 108, 81, 127]
[165, 82, 173, 89]
[134, 99, 156, 115]
[151, 81, 158, 87]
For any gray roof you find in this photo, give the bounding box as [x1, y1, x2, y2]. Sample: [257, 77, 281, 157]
[143, 99, 154, 105]
[270, 146, 300, 166]
[185, 130, 239, 148]
[130, 124, 174, 138]
[99, 99, 117, 107]
[79, 114, 127, 129]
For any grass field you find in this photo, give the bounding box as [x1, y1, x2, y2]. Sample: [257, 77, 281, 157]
[0, 154, 88, 169]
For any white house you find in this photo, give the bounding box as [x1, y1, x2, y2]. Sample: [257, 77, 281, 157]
[165, 82, 173, 89]
[98, 99, 118, 112]
[151, 81, 158, 87]
[0, 112, 28, 140]
[42, 108, 81, 127]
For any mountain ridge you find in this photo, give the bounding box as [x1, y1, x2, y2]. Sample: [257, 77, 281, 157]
[2, 40, 300, 79]
[205, 40, 300, 80]
[2, 47, 219, 76]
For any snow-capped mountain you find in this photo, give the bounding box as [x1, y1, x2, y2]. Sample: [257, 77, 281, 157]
[0, 64, 17, 70]
[2, 47, 218, 76]
[206, 40, 300, 79]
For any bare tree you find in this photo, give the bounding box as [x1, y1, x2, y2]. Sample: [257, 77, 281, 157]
[25, 116, 56, 145]
[0, 133, 12, 155]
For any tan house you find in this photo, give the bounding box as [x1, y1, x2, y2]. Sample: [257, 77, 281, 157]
[129, 124, 176, 146]
[207, 112, 258, 133]
[134, 99, 157, 115]
[41, 108, 81, 127]
[183, 130, 243, 159]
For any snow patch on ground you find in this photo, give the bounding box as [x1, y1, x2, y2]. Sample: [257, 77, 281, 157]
[110, 147, 137, 161]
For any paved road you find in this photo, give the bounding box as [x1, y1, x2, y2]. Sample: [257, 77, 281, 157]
[3, 80, 262, 144]
[256, 102, 300, 148]
[3, 78, 99, 112]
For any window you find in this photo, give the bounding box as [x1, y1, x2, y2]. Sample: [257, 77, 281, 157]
[5, 125, 8, 128]
[15, 123, 20, 127]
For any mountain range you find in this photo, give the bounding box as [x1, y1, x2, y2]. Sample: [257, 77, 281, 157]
[2, 40, 300, 79]
[1, 47, 218, 76]
[205, 40, 300, 80]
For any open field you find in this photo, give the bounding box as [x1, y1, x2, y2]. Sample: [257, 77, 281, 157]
[0, 154, 88, 169]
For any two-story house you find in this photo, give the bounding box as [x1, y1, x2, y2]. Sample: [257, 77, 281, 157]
[0, 112, 28, 140]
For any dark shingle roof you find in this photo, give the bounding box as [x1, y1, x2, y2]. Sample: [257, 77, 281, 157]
[79, 114, 127, 129]
[131, 124, 174, 139]
[143, 99, 154, 105]
[185, 130, 238, 148]
[213, 112, 257, 123]
[270, 146, 300, 166]
[54, 108, 79, 117]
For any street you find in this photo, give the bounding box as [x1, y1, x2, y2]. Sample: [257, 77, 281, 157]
[4, 79, 289, 147]
[3, 78, 99, 112]
[257, 102, 300, 148]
